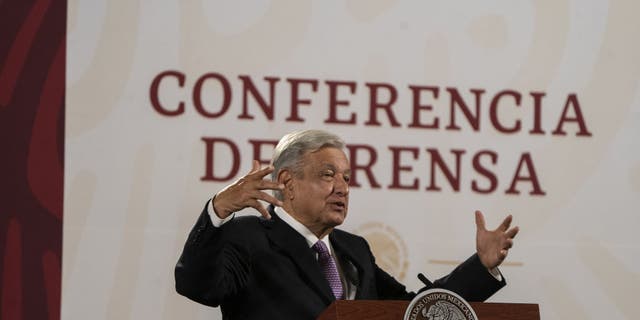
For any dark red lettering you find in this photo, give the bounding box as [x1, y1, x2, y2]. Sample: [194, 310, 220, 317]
[446, 88, 484, 131]
[346, 144, 381, 188]
[286, 78, 318, 122]
[552, 94, 592, 136]
[471, 150, 498, 194]
[408, 86, 440, 129]
[388, 146, 420, 190]
[238, 76, 280, 120]
[324, 80, 357, 124]
[505, 152, 546, 195]
[248, 139, 278, 166]
[201, 137, 240, 181]
[490, 90, 521, 133]
[529, 92, 546, 134]
[193, 73, 232, 118]
[364, 83, 401, 127]
[426, 149, 465, 192]
[150, 70, 185, 116]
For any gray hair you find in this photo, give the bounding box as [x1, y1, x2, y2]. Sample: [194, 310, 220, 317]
[271, 130, 345, 200]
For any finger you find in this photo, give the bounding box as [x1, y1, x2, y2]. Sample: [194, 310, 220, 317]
[252, 190, 284, 207]
[249, 199, 272, 220]
[498, 214, 513, 231]
[251, 164, 276, 180]
[247, 160, 272, 176]
[475, 210, 486, 231]
[257, 180, 285, 191]
[506, 226, 519, 239]
[249, 159, 261, 174]
[504, 239, 513, 249]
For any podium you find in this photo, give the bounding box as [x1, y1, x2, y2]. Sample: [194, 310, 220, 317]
[317, 300, 540, 320]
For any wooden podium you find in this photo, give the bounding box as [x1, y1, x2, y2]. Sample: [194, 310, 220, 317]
[317, 300, 540, 320]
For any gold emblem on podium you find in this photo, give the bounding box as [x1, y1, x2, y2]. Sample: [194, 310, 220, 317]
[404, 289, 477, 320]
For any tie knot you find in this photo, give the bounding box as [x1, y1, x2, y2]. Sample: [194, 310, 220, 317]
[312, 240, 329, 255]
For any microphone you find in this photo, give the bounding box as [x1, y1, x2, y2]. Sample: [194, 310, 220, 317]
[417, 273, 433, 288]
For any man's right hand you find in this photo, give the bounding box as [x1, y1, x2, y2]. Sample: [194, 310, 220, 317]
[212, 160, 284, 220]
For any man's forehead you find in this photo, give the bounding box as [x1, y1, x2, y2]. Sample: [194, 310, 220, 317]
[303, 148, 350, 167]
[304, 147, 347, 158]
[318, 162, 351, 173]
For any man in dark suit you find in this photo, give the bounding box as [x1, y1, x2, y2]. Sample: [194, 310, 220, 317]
[175, 130, 519, 320]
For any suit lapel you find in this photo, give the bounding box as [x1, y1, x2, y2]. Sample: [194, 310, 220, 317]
[330, 231, 369, 299]
[265, 210, 335, 304]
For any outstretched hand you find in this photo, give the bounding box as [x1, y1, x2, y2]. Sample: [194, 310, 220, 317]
[212, 160, 284, 220]
[475, 210, 519, 270]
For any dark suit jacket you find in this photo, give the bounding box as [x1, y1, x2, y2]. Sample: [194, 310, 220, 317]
[175, 205, 505, 320]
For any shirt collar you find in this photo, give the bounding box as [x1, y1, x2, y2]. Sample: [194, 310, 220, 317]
[275, 206, 333, 252]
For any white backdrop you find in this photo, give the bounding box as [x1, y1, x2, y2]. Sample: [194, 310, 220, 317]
[64, 1, 640, 319]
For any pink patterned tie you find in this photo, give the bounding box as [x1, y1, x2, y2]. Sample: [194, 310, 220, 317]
[312, 241, 344, 300]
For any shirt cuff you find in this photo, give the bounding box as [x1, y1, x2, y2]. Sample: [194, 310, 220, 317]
[488, 267, 503, 282]
[207, 198, 235, 227]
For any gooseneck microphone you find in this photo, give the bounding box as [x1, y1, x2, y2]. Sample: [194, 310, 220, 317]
[417, 273, 434, 288]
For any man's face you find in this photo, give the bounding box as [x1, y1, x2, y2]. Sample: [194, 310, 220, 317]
[288, 147, 350, 235]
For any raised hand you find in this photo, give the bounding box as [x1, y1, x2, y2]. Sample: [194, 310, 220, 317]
[475, 210, 519, 270]
[212, 160, 284, 220]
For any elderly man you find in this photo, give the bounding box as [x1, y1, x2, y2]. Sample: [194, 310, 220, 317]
[175, 130, 518, 320]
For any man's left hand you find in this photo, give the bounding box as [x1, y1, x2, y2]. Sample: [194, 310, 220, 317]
[475, 210, 519, 270]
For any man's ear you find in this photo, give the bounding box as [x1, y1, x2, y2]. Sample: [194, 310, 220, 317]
[278, 170, 294, 199]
